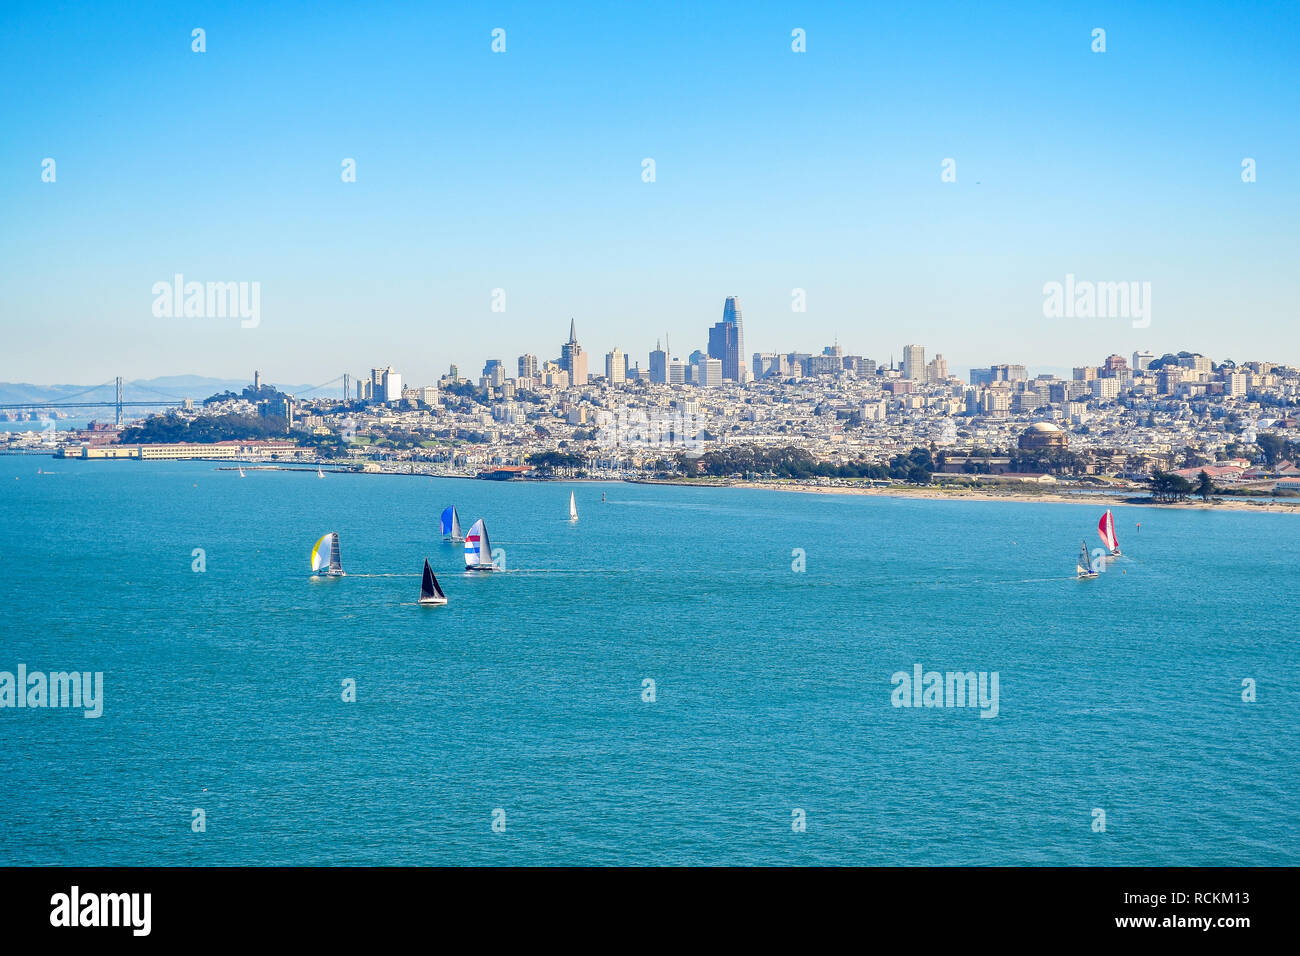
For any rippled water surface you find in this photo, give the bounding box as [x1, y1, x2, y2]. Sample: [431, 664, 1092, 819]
[1, 458, 1295, 864]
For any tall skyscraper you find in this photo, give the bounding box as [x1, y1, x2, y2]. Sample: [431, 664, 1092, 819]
[381, 366, 402, 405]
[708, 296, 745, 381]
[518, 354, 538, 379]
[902, 344, 925, 381]
[560, 319, 588, 385]
[649, 339, 667, 383]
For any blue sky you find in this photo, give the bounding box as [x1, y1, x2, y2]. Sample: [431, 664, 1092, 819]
[2, 0, 1297, 387]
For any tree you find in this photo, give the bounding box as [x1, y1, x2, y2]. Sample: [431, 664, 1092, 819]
[1257, 433, 1285, 467]
[1196, 470, 1214, 501]
[1149, 468, 1194, 503]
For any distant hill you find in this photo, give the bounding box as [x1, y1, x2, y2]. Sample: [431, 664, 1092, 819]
[0, 376, 325, 406]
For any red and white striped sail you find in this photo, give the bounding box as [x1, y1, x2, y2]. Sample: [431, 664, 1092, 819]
[1098, 510, 1119, 553]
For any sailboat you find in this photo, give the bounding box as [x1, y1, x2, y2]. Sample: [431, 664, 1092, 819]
[1076, 540, 1099, 579]
[418, 558, 448, 605]
[317, 464, 325, 479]
[440, 506, 464, 541]
[1098, 509, 1121, 556]
[238, 464, 246, 478]
[568, 491, 578, 521]
[463, 518, 496, 571]
[310, 531, 345, 576]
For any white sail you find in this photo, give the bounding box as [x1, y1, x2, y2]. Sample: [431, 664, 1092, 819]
[464, 519, 493, 569]
[1077, 540, 1099, 577]
[569, 492, 578, 520]
[311, 532, 337, 573]
[441, 506, 463, 540]
[1098, 509, 1120, 554]
[238, 465, 246, 478]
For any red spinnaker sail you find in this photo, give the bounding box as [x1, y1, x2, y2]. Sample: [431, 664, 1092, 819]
[1099, 510, 1119, 552]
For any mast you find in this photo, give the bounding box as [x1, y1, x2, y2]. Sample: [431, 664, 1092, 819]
[329, 532, 342, 573]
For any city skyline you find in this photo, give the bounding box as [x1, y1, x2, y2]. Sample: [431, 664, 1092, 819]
[3, 2, 1299, 383]
[0, 324, 1279, 395]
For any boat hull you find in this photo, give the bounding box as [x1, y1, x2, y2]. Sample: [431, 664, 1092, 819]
[417, 597, 448, 606]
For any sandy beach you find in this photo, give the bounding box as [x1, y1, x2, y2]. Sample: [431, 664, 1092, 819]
[631, 478, 1300, 513]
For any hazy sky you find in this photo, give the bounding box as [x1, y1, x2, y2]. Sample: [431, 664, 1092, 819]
[2, 0, 1297, 388]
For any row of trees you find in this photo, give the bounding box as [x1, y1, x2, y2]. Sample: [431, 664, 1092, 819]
[1148, 468, 1214, 502]
[526, 451, 586, 475]
[678, 445, 937, 483]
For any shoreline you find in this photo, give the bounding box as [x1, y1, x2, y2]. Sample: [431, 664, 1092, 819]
[628, 477, 1300, 513]
[20, 456, 1300, 513]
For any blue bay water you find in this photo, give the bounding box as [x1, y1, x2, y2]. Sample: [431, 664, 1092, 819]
[0, 457, 1296, 865]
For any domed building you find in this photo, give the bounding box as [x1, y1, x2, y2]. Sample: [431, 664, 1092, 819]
[1018, 421, 1068, 451]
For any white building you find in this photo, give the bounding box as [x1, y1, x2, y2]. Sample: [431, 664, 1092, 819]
[606, 348, 626, 385]
[903, 344, 926, 381]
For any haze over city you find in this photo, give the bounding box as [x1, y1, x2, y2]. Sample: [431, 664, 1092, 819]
[3, 0, 1298, 384]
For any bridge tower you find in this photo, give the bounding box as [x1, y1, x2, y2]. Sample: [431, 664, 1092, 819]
[343, 373, 350, 404]
[115, 376, 123, 426]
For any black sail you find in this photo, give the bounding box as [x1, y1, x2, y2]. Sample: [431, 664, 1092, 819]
[420, 559, 436, 601]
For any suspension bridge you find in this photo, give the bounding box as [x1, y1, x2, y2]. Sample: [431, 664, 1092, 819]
[0, 375, 350, 426]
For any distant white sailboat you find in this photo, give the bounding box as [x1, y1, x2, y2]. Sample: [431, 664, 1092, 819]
[418, 558, 448, 605]
[1077, 539, 1099, 579]
[464, 518, 496, 571]
[310, 531, 345, 576]
[317, 464, 325, 479]
[569, 491, 578, 521]
[238, 465, 246, 478]
[1098, 509, 1121, 556]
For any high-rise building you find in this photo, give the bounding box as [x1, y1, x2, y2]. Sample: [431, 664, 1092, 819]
[649, 339, 667, 384]
[1090, 378, 1121, 401]
[1132, 350, 1155, 372]
[708, 296, 745, 381]
[381, 367, 402, 405]
[606, 348, 626, 385]
[560, 319, 588, 386]
[927, 354, 949, 382]
[753, 352, 789, 379]
[902, 344, 925, 380]
[483, 360, 505, 387]
[696, 356, 722, 387]
[518, 354, 538, 379]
